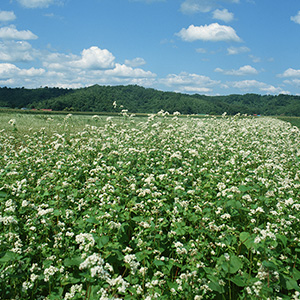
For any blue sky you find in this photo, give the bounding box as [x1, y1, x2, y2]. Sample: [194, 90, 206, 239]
[0, 0, 300, 95]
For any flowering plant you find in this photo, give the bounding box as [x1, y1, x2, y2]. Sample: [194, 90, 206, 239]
[0, 113, 300, 299]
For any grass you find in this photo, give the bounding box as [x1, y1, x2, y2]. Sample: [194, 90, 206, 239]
[277, 116, 300, 129]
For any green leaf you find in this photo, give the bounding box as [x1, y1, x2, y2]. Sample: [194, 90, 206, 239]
[229, 255, 242, 274]
[96, 235, 109, 248]
[240, 232, 253, 249]
[277, 234, 287, 248]
[53, 209, 61, 216]
[43, 190, 50, 197]
[153, 259, 164, 267]
[225, 200, 242, 210]
[262, 260, 277, 270]
[239, 185, 250, 192]
[0, 251, 19, 263]
[208, 278, 224, 293]
[283, 276, 300, 291]
[86, 217, 99, 224]
[230, 275, 246, 287]
[64, 256, 83, 267]
[135, 251, 146, 262]
[61, 276, 81, 285]
[0, 191, 7, 198]
[292, 268, 300, 281]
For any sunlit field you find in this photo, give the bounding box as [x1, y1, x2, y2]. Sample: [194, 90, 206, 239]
[1, 112, 300, 300]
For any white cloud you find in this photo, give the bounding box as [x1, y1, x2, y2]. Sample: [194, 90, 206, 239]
[176, 23, 241, 42]
[0, 63, 44, 80]
[212, 9, 234, 22]
[231, 79, 288, 94]
[278, 68, 300, 78]
[180, 0, 239, 14]
[0, 63, 18, 79]
[249, 54, 261, 63]
[161, 71, 219, 93]
[0, 11, 16, 22]
[196, 48, 207, 53]
[215, 65, 258, 76]
[227, 46, 250, 55]
[70, 46, 115, 70]
[17, 46, 157, 88]
[16, 0, 56, 8]
[0, 41, 38, 62]
[291, 11, 300, 24]
[104, 63, 156, 78]
[19, 67, 45, 77]
[125, 57, 146, 67]
[177, 86, 212, 93]
[284, 79, 300, 87]
[180, 0, 214, 14]
[0, 26, 38, 40]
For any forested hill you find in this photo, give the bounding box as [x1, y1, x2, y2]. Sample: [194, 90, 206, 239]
[1, 84, 300, 116]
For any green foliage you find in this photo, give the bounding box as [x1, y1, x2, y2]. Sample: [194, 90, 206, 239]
[0, 86, 74, 109]
[277, 116, 300, 129]
[2, 85, 300, 115]
[1, 113, 300, 299]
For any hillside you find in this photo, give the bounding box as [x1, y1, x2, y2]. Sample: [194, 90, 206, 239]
[1, 84, 300, 116]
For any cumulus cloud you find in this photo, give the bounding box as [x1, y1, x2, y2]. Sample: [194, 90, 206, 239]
[176, 23, 241, 42]
[180, 0, 239, 14]
[231, 79, 288, 94]
[0, 26, 38, 40]
[0, 11, 16, 22]
[16, 0, 56, 8]
[227, 46, 250, 55]
[278, 68, 300, 78]
[125, 57, 146, 67]
[212, 9, 234, 22]
[291, 11, 300, 24]
[0, 41, 38, 62]
[0, 63, 44, 80]
[215, 65, 258, 76]
[104, 63, 156, 78]
[283, 79, 300, 87]
[19, 46, 157, 88]
[70, 46, 115, 70]
[161, 71, 219, 93]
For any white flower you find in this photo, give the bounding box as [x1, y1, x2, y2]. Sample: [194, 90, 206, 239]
[44, 265, 59, 282]
[22, 200, 29, 207]
[285, 198, 294, 206]
[75, 233, 95, 252]
[224, 253, 230, 261]
[8, 119, 16, 126]
[124, 254, 140, 274]
[0, 216, 18, 225]
[220, 213, 231, 219]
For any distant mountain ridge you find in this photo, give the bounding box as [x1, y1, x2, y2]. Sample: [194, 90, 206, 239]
[1, 84, 300, 116]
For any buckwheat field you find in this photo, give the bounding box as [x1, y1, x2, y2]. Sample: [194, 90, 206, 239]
[1, 112, 300, 300]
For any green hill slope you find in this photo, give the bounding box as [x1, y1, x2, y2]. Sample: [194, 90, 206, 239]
[1, 84, 300, 115]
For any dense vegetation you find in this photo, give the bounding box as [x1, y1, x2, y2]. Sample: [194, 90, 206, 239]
[1, 85, 300, 115]
[0, 86, 74, 110]
[1, 113, 300, 299]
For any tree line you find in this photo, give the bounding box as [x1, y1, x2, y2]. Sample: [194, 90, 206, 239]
[1, 84, 300, 116]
